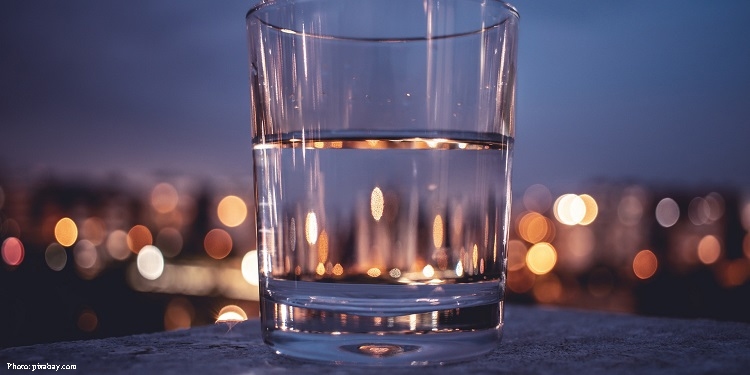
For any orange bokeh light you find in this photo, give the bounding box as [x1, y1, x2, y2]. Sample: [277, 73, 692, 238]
[127, 225, 153, 253]
[204, 228, 233, 259]
[633, 250, 658, 280]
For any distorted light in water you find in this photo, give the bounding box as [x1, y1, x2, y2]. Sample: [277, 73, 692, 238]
[73, 240, 98, 269]
[688, 197, 711, 225]
[317, 230, 329, 263]
[127, 225, 153, 253]
[455, 261, 464, 277]
[155, 227, 183, 258]
[164, 297, 194, 331]
[55, 217, 78, 247]
[151, 182, 179, 214]
[305, 212, 318, 245]
[333, 263, 344, 276]
[526, 242, 557, 275]
[45, 243, 67, 271]
[216, 305, 248, 323]
[617, 195, 643, 226]
[633, 250, 658, 280]
[316, 262, 326, 276]
[81, 217, 106, 246]
[217, 195, 247, 227]
[433, 215, 444, 248]
[472, 244, 479, 270]
[578, 194, 598, 225]
[77, 309, 98, 332]
[554, 194, 586, 225]
[532, 273, 562, 303]
[422, 264, 435, 278]
[367, 268, 381, 277]
[370, 187, 384, 221]
[697, 235, 721, 265]
[655, 198, 680, 228]
[523, 184, 552, 213]
[241, 250, 259, 286]
[1, 237, 24, 266]
[507, 240, 527, 272]
[106, 230, 131, 260]
[137, 245, 165, 280]
[204, 228, 233, 259]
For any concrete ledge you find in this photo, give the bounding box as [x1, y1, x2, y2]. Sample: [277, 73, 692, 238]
[1, 304, 749, 374]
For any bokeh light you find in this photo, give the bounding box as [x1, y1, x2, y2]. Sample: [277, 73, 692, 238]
[370, 187, 384, 221]
[618, 195, 644, 226]
[655, 198, 680, 228]
[45, 243, 67, 271]
[517, 212, 554, 243]
[507, 240, 528, 272]
[697, 235, 721, 265]
[523, 184, 553, 213]
[73, 240, 98, 270]
[633, 250, 658, 280]
[106, 230, 131, 260]
[241, 250, 259, 285]
[155, 227, 183, 258]
[554, 194, 586, 225]
[55, 217, 78, 247]
[137, 245, 165, 280]
[217, 195, 247, 227]
[204, 228, 233, 259]
[1, 237, 24, 266]
[423, 264, 435, 278]
[578, 194, 598, 225]
[127, 225, 153, 253]
[507, 267, 535, 293]
[164, 297, 194, 331]
[151, 182, 179, 214]
[717, 260, 749, 288]
[333, 263, 344, 276]
[688, 197, 710, 225]
[317, 230, 329, 263]
[705, 192, 725, 222]
[532, 273, 562, 303]
[77, 309, 98, 332]
[81, 217, 106, 246]
[526, 242, 557, 275]
[216, 305, 248, 323]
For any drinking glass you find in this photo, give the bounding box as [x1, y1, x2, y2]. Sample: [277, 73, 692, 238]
[246, 0, 518, 365]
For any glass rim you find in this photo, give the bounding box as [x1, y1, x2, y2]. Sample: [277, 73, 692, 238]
[246, 0, 518, 42]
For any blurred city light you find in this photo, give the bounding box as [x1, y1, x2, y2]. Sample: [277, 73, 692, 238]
[241, 250, 259, 286]
[697, 235, 721, 265]
[164, 297, 194, 331]
[1, 237, 24, 266]
[151, 183, 179, 214]
[127, 225, 153, 253]
[633, 250, 658, 280]
[217, 195, 247, 227]
[137, 245, 165, 280]
[44, 243, 67, 271]
[655, 198, 680, 227]
[526, 242, 557, 275]
[54, 217, 78, 247]
[204, 229, 232, 260]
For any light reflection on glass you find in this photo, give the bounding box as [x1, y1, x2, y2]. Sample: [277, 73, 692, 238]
[366, 267, 381, 277]
[432, 215, 444, 249]
[333, 263, 344, 276]
[370, 187, 384, 221]
[317, 230, 329, 263]
[422, 264, 435, 278]
[305, 212, 318, 245]
[216, 305, 248, 323]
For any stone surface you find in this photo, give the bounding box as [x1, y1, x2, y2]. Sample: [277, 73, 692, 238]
[2, 304, 749, 374]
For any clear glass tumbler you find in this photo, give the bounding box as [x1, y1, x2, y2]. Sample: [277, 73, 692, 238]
[246, 0, 518, 365]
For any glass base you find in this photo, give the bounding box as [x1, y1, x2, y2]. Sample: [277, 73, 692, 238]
[266, 327, 502, 366]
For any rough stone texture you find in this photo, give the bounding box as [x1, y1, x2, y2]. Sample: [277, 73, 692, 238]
[1, 304, 749, 374]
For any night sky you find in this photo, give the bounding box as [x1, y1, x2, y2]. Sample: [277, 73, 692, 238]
[2, 0, 750, 191]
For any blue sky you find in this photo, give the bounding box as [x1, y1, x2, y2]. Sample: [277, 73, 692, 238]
[1, 0, 749, 191]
